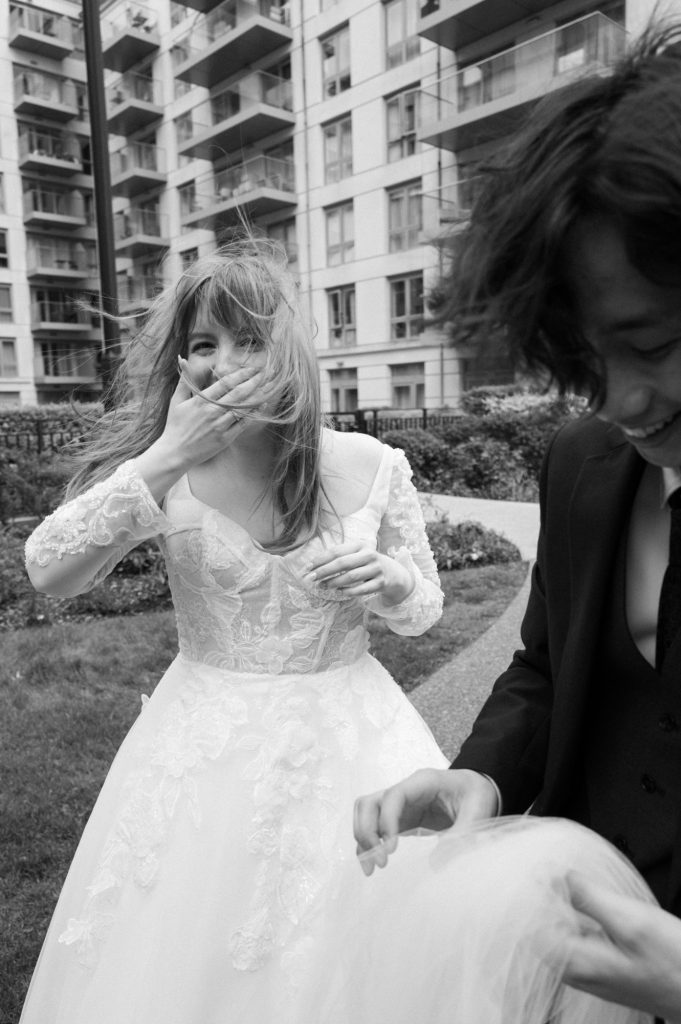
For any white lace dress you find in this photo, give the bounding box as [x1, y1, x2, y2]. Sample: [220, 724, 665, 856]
[19, 442, 450, 1024]
[19, 442, 658, 1024]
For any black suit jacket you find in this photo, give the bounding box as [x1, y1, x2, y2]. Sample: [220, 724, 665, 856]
[453, 415, 681, 912]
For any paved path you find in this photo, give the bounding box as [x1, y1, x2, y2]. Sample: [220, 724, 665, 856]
[412, 495, 540, 760]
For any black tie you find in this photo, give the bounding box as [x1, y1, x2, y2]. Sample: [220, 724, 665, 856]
[656, 488, 681, 672]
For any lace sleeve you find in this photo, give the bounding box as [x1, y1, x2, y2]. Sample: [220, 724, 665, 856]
[364, 448, 443, 636]
[24, 460, 173, 594]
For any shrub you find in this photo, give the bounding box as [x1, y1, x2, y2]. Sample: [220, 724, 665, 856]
[0, 524, 170, 631]
[0, 449, 69, 523]
[380, 428, 450, 488]
[426, 519, 522, 570]
[443, 438, 535, 500]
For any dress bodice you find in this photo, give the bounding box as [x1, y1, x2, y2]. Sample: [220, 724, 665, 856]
[24, 438, 443, 676]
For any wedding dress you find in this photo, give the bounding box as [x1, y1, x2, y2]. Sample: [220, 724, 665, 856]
[19, 440, 656, 1024]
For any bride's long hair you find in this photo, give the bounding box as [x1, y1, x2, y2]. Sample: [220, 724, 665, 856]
[65, 238, 327, 553]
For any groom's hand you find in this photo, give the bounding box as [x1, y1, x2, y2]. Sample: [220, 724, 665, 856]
[353, 768, 499, 876]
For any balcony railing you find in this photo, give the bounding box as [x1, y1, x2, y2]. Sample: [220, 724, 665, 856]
[182, 155, 296, 227]
[177, 71, 293, 157]
[117, 274, 164, 307]
[101, 1, 160, 73]
[114, 206, 167, 241]
[107, 72, 160, 109]
[18, 126, 83, 171]
[9, 4, 74, 58]
[107, 72, 163, 134]
[173, 0, 291, 84]
[27, 240, 98, 275]
[23, 187, 87, 222]
[14, 68, 81, 119]
[419, 13, 626, 149]
[110, 141, 165, 177]
[31, 295, 96, 328]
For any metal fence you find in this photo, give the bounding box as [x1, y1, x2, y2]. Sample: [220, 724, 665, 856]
[329, 409, 462, 437]
[0, 409, 464, 454]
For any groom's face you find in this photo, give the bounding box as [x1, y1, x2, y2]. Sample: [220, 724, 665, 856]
[564, 215, 681, 468]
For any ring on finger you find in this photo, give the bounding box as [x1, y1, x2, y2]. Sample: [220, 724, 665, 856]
[232, 410, 244, 424]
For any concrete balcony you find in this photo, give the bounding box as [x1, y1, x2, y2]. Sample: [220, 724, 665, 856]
[18, 126, 84, 175]
[419, 12, 626, 151]
[26, 240, 98, 280]
[419, 0, 554, 52]
[13, 68, 80, 121]
[101, 0, 159, 73]
[9, 4, 74, 60]
[173, 0, 292, 87]
[114, 206, 169, 258]
[110, 142, 167, 197]
[169, 0, 232, 12]
[102, 1, 160, 73]
[107, 73, 163, 136]
[35, 342, 99, 388]
[177, 71, 294, 160]
[30, 293, 99, 335]
[181, 155, 296, 230]
[117, 273, 164, 312]
[23, 188, 89, 229]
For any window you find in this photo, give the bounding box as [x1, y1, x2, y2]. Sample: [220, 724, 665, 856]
[0, 231, 8, 269]
[326, 202, 354, 266]
[390, 362, 424, 408]
[388, 181, 422, 251]
[0, 339, 17, 377]
[385, 0, 419, 68]
[328, 286, 356, 347]
[0, 285, 11, 323]
[390, 273, 423, 339]
[328, 367, 358, 412]
[386, 88, 419, 162]
[180, 247, 198, 270]
[323, 116, 352, 183]
[0, 174, 4, 214]
[322, 26, 351, 98]
[268, 218, 298, 264]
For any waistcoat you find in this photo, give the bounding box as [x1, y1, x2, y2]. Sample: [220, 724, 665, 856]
[565, 524, 681, 907]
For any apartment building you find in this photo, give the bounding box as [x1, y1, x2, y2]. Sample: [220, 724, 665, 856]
[0, 0, 667, 409]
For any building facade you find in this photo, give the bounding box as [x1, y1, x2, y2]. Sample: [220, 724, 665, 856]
[0, 0, 664, 409]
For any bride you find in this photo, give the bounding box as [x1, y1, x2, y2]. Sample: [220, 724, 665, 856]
[19, 239, 657, 1024]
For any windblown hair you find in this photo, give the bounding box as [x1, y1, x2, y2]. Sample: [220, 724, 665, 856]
[66, 238, 326, 553]
[441, 20, 681, 404]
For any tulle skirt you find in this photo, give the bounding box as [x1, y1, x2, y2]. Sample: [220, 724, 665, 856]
[19, 651, 657, 1024]
[19, 651, 448, 1024]
[299, 816, 657, 1024]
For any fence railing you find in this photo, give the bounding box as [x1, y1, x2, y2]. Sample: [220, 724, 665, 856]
[328, 409, 461, 436]
[0, 409, 463, 454]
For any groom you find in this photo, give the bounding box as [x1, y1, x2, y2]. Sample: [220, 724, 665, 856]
[354, 21, 681, 927]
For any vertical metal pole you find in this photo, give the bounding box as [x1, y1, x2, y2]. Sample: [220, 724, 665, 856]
[81, 0, 119, 403]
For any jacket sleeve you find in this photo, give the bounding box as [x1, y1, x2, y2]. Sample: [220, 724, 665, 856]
[24, 460, 173, 596]
[451, 435, 557, 814]
[364, 448, 444, 636]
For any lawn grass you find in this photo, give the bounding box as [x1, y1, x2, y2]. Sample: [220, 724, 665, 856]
[0, 560, 527, 1021]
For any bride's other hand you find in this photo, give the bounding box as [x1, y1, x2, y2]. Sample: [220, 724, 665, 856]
[304, 542, 414, 605]
[560, 872, 681, 1023]
[353, 768, 500, 876]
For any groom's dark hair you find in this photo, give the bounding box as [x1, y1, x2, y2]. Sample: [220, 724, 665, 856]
[440, 21, 681, 404]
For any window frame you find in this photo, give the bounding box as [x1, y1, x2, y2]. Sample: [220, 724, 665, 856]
[389, 272, 424, 339]
[325, 201, 354, 266]
[327, 284, 356, 348]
